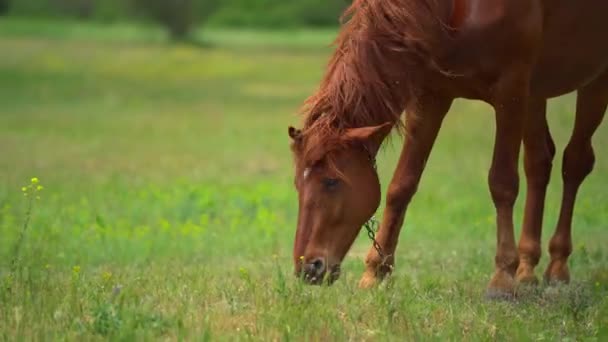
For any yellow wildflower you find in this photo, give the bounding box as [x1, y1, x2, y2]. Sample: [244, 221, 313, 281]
[102, 271, 113, 281]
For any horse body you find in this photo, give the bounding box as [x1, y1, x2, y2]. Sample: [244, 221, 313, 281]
[531, 0, 608, 98]
[289, 0, 607, 296]
[438, 0, 608, 101]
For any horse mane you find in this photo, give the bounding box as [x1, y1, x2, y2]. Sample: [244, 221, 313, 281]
[296, 0, 450, 166]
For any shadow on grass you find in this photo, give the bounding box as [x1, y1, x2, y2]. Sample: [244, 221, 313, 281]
[513, 281, 604, 314]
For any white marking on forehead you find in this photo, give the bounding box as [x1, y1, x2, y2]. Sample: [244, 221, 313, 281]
[303, 168, 311, 180]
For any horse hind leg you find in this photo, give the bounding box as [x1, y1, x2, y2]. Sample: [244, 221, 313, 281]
[545, 73, 608, 284]
[515, 98, 555, 285]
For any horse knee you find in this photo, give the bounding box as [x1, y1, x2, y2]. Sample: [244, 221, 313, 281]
[562, 142, 595, 186]
[549, 234, 572, 259]
[386, 177, 419, 210]
[524, 146, 553, 188]
[489, 168, 519, 208]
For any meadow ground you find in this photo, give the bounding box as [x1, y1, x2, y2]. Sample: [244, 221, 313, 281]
[1, 18, 607, 340]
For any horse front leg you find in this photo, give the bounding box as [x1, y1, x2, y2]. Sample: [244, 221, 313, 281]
[359, 93, 452, 288]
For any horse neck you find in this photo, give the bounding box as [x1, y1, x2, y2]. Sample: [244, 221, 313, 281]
[303, 44, 410, 132]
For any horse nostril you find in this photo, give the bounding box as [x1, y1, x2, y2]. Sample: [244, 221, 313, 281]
[310, 258, 325, 273]
[300, 258, 328, 285]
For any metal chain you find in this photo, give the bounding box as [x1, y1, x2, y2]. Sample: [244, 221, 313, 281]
[361, 144, 393, 271]
[363, 215, 392, 269]
[363, 216, 383, 259]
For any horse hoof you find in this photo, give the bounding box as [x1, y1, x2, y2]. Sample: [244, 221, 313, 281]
[485, 288, 516, 302]
[544, 261, 570, 285]
[486, 270, 516, 301]
[544, 276, 570, 286]
[515, 273, 539, 286]
[515, 265, 539, 286]
[358, 271, 379, 289]
[516, 275, 539, 286]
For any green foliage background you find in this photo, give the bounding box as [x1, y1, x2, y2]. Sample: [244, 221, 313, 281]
[6, 0, 350, 27]
[1, 1, 607, 339]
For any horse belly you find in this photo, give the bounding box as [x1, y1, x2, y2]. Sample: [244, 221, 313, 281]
[530, 0, 608, 98]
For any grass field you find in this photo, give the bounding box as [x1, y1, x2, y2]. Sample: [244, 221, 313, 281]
[1, 18, 607, 340]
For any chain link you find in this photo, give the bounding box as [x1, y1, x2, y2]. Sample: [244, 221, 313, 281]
[363, 215, 392, 268]
[361, 145, 392, 272]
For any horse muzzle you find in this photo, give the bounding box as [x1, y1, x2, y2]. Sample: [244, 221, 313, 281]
[298, 258, 341, 285]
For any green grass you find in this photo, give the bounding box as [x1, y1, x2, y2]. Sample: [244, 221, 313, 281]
[1, 17, 607, 340]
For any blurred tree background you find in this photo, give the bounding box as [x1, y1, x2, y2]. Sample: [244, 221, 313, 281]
[4, 0, 350, 39]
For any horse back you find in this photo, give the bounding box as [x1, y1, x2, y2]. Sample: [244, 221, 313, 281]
[531, 0, 608, 98]
[437, 0, 608, 101]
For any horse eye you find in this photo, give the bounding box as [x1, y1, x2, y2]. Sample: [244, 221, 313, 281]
[322, 178, 339, 189]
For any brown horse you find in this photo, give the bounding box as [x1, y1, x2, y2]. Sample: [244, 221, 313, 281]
[288, 0, 608, 297]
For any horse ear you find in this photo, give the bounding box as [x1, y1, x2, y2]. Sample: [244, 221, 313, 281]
[342, 122, 393, 156]
[288, 126, 303, 149]
[288, 126, 302, 140]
